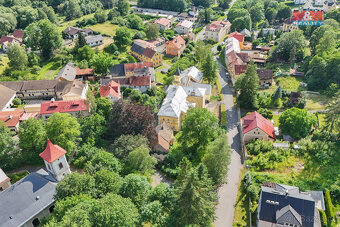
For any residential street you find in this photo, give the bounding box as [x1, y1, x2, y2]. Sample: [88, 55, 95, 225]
[214, 60, 243, 227]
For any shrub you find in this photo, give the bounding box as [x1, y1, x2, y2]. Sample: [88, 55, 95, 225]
[104, 43, 118, 54]
[12, 98, 22, 107]
[258, 108, 273, 119]
[247, 184, 260, 201]
[319, 209, 327, 227]
[325, 190, 335, 221]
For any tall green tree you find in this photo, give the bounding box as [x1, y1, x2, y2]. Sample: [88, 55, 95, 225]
[272, 30, 307, 61]
[119, 174, 152, 208]
[85, 150, 122, 174]
[63, 0, 83, 20]
[117, 0, 130, 16]
[46, 112, 80, 152]
[0, 123, 17, 160]
[90, 52, 114, 76]
[75, 32, 87, 50]
[276, 5, 292, 21]
[114, 26, 132, 47]
[201, 52, 217, 84]
[235, 61, 259, 109]
[79, 113, 106, 145]
[178, 108, 220, 162]
[127, 145, 157, 174]
[279, 107, 317, 139]
[94, 8, 107, 23]
[323, 91, 340, 133]
[145, 23, 159, 40]
[174, 165, 217, 226]
[7, 44, 28, 70]
[18, 118, 46, 152]
[24, 19, 62, 59]
[203, 134, 231, 185]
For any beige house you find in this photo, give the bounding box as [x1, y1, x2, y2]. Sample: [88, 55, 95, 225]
[204, 20, 231, 42]
[62, 80, 88, 101]
[0, 168, 11, 192]
[283, 17, 298, 32]
[158, 85, 206, 131]
[0, 84, 16, 111]
[176, 20, 193, 34]
[241, 111, 276, 144]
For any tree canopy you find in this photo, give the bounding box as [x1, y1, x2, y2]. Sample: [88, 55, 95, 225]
[279, 107, 317, 139]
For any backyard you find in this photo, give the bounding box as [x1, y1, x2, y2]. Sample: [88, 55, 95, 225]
[89, 23, 119, 37]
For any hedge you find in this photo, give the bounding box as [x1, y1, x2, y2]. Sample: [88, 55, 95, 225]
[319, 209, 327, 227]
[325, 190, 335, 221]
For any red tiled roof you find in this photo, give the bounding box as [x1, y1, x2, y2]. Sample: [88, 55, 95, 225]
[39, 138, 67, 163]
[0, 36, 19, 45]
[156, 134, 170, 151]
[12, 30, 24, 39]
[19, 112, 39, 121]
[143, 47, 157, 59]
[40, 99, 88, 115]
[0, 111, 24, 127]
[75, 67, 94, 76]
[229, 32, 244, 43]
[241, 111, 275, 139]
[206, 20, 231, 32]
[112, 76, 151, 87]
[154, 18, 171, 26]
[235, 65, 247, 75]
[167, 35, 185, 49]
[124, 62, 153, 73]
[100, 80, 120, 99]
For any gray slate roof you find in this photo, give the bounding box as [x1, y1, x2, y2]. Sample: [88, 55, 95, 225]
[55, 63, 77, 81]
[85, 35, 103, 44]
[0, 169, 57, 227]
[259, 185, 319, 227]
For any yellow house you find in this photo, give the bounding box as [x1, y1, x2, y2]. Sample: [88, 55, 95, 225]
[157, 85, 206, 131]
[131, 43, 162, 67]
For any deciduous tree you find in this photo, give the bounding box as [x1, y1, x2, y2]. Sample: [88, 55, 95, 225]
[114, 26, 132, 47]
[235, 61, 259, 109]
[127, 145, 157, 174]
[46, 113, 80, 152]
[7, 44, 28, 70]
[18, 118, 46, 152]
[145, 23, 159, 40]
[107, 100, 157, 144]
[279, 107, 317, 139]
[202, 134, 231, 185]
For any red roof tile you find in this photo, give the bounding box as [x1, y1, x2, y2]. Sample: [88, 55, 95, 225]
[0, 36, 19, 45]
[100, 80, 120, 99]
[167, 35, 185, 49]
[40, 100, 88, 115]
[229, 32, 244, 43]
[12, 30, 24, 39]
[0, 111, 24, 127]
[154, 18, 171, 26]
[124, 62, 153, 73]
[75, 67, 94, 76]
[112, 76, 151, 87]
[241, 111, 275, 139]
[39, 138, 67, 163]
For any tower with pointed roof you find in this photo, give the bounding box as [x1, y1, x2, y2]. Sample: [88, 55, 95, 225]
[39, 138, 71, 181]
[173, 65, 181, 85]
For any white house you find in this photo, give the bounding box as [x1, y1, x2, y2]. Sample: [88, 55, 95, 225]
[0, 84, 16, 111]
[85, 35, 104, 47]
[176, 20, 193, 34]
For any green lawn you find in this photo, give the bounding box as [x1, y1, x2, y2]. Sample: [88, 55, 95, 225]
[155, 71, 166, 83]
[0, 55, 9, 74]
[89, 23, 119, 37]
[305, 93, 329, 110]
[38, 61, 61, 79]
[8, 171, 29, 184]
[273, 114, 280, 127]
[276, 76, 302, 91]
[58, 13, 97, 32]
[163, 56, 174, 66]
[233, 170, 250, 227]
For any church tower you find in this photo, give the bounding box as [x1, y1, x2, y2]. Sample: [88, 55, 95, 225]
[39, 138, 71, 181]
[173, 65, 181, 85]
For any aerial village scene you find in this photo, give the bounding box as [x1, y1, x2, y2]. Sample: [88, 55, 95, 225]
[0, 0, 339, 226]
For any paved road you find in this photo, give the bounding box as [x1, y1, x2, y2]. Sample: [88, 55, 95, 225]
[214, 60, 243, 227]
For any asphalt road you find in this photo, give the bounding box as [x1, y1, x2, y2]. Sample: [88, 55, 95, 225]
[214, 60, 243, 227]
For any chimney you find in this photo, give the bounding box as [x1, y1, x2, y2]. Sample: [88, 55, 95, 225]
[8, 115, 13, 120]
[285, 189, 289, 198]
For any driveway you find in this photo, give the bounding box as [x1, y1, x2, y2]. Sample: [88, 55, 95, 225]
[214, 60, 243, 227]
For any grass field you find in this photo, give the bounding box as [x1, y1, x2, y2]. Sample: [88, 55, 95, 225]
[276, 75, 303, 91]
[155, 71, 166, 83]
[38, 61, 61, 79]
[0, 55, 9, 74]
[58, 13, 96, 32]
[89, 23, 119, 37]
[233, 170, 250, 227]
